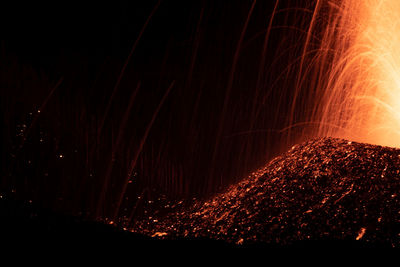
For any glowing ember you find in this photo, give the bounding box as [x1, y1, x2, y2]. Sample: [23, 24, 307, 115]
[356, 227, 367, 240]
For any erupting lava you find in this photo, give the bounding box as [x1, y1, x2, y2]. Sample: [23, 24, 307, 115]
[296, 0, 400, 148]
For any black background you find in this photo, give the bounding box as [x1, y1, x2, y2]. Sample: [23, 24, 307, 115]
[0, 0, 316, 221]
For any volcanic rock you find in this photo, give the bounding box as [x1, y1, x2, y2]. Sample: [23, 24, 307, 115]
[133, 137, 400, 247]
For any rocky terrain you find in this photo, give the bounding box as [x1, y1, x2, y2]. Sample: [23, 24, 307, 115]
[133, 137, 400, 248]
[3, 137, 399, 249]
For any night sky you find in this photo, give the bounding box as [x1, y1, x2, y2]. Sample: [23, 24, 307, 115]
[0, 0, 315, 221]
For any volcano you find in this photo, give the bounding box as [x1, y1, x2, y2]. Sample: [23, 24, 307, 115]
[2, 137, 400, 248]
[132, 137, 400, 248]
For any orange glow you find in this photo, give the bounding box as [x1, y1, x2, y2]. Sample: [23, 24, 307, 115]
[295, 0, 400, 148]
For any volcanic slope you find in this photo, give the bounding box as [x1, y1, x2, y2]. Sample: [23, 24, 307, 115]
[133, 137, 400, 247]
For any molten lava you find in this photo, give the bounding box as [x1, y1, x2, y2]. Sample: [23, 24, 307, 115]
[293, 0, 400, 148]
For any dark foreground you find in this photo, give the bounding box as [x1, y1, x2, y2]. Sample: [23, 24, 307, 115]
[1, 137, 399, 249]
[0, 196, 385, 250]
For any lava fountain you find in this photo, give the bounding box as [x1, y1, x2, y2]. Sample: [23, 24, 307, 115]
[296, 0, 400, 148]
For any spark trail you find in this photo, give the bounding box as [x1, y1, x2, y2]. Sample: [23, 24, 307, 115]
[297, 0, 400, 148]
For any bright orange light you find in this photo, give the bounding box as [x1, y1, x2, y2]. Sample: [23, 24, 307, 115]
[297, 0, 400, 147]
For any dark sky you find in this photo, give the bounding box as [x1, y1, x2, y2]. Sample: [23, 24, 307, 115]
[0, 1, 282, 75]
[0, 0, 315, 217]
[1, 1, 162, 75]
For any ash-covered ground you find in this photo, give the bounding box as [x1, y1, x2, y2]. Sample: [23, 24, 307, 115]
[133, 137, 400, 247]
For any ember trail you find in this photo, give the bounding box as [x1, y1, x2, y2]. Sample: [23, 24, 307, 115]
[292, 0, 400, 148]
